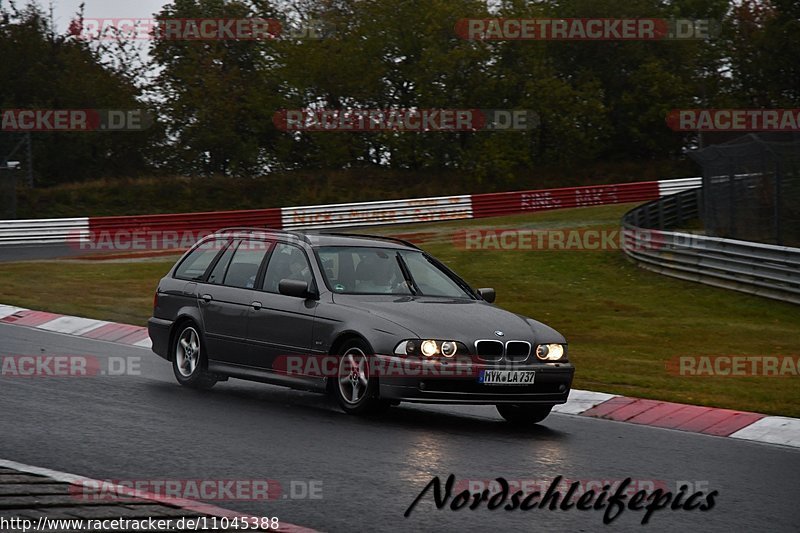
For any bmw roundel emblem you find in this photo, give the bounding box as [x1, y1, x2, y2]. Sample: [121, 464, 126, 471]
[494, 330, 504, 337]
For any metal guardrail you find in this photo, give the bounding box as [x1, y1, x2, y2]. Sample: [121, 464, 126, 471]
[622, 188, 800, 305]
[657, 176, 702, 196]
[0, 177, 702, 248]
[0, 217, 89, 246]
[281, 195, 473, 229]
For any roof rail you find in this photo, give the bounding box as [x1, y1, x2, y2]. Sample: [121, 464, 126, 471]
[214, 227, 311, 243]
[315, 231, 420, 250]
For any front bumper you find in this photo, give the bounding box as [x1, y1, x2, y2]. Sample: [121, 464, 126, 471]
[374, 354, 574, 404]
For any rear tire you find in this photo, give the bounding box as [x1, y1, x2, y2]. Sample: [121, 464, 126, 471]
[171, 323, 217, 389]
[332, 339, 390, 416]
[496, 404, 553, 425]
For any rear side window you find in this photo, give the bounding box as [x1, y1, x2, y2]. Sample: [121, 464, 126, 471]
[174, 239, 227, 281]
[206, 243, 236, 285]
[223, 239, 272, 289]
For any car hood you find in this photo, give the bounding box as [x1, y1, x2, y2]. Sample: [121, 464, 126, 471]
[331, 295, 565, 344]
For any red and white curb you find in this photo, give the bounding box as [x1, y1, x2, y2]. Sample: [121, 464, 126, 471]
[0, 304, 152, 349]
[0, 459, 319, 533]
[553, 391, 800, 448]
[2, 303, 798, 449]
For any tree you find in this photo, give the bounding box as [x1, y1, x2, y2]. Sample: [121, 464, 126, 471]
[150, 0, 287, 176]
[720, 0, 800, 107]
[1, 1, 154, 185]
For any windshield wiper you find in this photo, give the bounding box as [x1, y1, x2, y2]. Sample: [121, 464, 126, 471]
[395, 253, 420, 295]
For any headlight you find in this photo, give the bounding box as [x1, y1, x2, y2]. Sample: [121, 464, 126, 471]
[420, 340, 438, 357]
[536, 343, 565, 361]
[394, 340, 466, 358]
[441, 341, 457, 358]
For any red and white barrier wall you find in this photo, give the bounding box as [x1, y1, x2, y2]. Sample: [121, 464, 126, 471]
[0, 177, 701, 247]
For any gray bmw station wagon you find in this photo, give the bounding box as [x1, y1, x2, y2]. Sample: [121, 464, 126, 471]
[148, 229, 574, 424]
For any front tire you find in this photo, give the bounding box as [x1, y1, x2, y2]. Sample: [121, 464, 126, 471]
[332, 339, 389, 415]
[496, 404, 553, 425]
[172, 323, 217, 389]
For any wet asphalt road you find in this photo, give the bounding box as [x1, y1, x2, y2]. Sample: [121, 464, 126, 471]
[1, 323, 798, 532]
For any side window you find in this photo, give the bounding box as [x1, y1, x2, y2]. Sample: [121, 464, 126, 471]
[318, 251, 338, 281]
[223, 239, 272, 289]
[317, 248, 355, 292]
[263, 243, 313, 293]
[206, 242, 236, 285]
[174, 239, 227, 281]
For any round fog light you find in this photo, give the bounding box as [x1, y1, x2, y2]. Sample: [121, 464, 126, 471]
[441, 341, 457, 357]
[536, 345, 550, 359]
[536, 343, 564, 361]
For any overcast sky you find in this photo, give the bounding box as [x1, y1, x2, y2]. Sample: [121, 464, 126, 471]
[47, 0, 172, 31]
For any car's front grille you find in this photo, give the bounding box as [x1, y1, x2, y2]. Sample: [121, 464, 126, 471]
[474, 339, 531, 362]
[475, 340, 504, 362]
[505, 341, 531, 362]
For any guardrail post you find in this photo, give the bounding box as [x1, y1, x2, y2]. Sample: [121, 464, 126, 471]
[728, 166, 735, 238]
[774, 160, 782, 246]
[701, 172, 709, 234]
[695, 188, 702, 221]
[25, 133, 33, 188]
[0, 168, 17, 219]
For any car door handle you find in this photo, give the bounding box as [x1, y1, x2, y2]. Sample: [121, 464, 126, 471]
[201, 294, 213, 303]
[251, 301, 262, 311]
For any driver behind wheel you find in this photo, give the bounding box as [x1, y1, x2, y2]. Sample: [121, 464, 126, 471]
[355, 254, 396, 293]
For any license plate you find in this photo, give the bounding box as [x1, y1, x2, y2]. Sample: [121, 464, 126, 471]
[479, 370, 535, 385]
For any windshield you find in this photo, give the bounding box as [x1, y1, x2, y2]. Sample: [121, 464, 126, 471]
[316, 246, 473, 298]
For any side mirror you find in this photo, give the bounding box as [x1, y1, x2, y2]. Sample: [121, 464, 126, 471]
[476, 288, 496, 303]
[279, 279, 314, 299]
